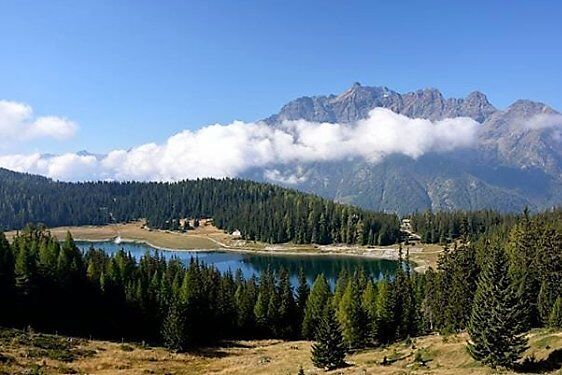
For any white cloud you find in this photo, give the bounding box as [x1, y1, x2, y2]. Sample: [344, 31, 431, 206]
[523, 113, 562, 143]
[0, 108, 480, 182]
[0, 100, 77, 142]
[524, 113, 562, 130]
[264, 167, 309, 185]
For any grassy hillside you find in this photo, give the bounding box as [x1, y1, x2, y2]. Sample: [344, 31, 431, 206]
[1, 327, 560, 374]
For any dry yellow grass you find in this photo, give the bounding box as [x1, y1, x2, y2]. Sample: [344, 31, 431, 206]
[5, 221, 225, 250]
[1, 328, 560, 374]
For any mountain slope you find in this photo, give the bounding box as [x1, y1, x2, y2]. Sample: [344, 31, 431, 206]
[0, 168, 400, 245]
[258, 84, 562, 214]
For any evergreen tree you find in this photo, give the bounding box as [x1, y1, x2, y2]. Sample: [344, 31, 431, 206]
[302, 274, 331, 339]
[14, 241, 35, 296]
[161, 298, 188, 351]
[332, 269, 349, 309]
[254, 268, 275, 336]
[278, 268, 298, 338]
[295, 268, 310, 333]
[374, 278, 395, 343]
[394, 247, 418, 339]
[507, 216, 540, 329]
[361, 280, 378, 344]
[311, 307, 346, 370]
[467, 241, 528, 369]
[337, 277, 367, 349]
[548, 297, 562, 329]
[444, 241, 478, 331]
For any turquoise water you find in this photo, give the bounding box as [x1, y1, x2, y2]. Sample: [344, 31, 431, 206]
[77, 241, 399, 286]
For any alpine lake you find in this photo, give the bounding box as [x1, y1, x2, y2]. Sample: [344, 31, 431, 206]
[77, 240, 399, 286]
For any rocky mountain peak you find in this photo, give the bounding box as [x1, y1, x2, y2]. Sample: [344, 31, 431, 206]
[265, 84, 499, 125]
[507, 99, 554, 117]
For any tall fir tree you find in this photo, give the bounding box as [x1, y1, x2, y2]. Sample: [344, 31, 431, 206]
[361, 280, 378, 345]
[161, 297, 188, 351]
[302, 274, 331, 339]
[311, 307, 346, 370]
[295, 268, 310, 334]
[14, 240, 35, 297]
[374, 277, 395, 343]
[278, 268, 298, 338]
[337, 277, 367, 349]
[548, 297, 562, 329]
[467, 241, 528, 369]
[507, 214, 540, 329]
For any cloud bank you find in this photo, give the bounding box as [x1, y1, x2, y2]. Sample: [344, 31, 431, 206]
[0, 100, 77, 142]
[0, 108, 479, 182]
[524, 113, 562, 130]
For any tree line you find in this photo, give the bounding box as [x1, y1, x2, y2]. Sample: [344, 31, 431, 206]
[0, 169, 400, 245]
[408, 209, 522, 244]
[0, 208, 560, 370]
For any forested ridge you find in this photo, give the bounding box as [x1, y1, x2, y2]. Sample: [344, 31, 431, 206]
[0, 168, 400, 245]
[409, 209, 520, 244]
[0, 208, 560, 370]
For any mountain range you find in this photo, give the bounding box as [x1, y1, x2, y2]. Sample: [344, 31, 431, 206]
[245, 83, 562, 214]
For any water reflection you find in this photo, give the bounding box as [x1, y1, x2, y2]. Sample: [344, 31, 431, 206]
[77, 241, 398, 286]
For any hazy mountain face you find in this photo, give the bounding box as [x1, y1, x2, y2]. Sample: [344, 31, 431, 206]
[253, 83, 562, 214]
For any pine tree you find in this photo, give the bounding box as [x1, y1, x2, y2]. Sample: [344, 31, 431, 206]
[444, 241, 478, 331]
[467, 241, 528, 369]
[295, 268, 310, 333]
[374, 277, 395, 343]
[337, 277, 367, 349]
[548, 297, 562, 329]
[332, 269, 348, 309]
[361, 280, 378, 344]
[537, 280, 553, 324]
[311, 307, 346, 370]
[278, 268, 297, 338]
[394, 247, 418, 339]
[507, 216, 540, 329]
[254, 291, 269, 335]
[14, 241, 35, 296]
[161, 298, 188, 351]
[302, 274, 331, 339]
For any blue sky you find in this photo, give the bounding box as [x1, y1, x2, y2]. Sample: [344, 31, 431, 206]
[1, 0, 561, 155]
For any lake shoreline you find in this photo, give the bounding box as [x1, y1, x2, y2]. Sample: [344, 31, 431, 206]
[75, 236, 402, 261]
[7, 221, 437, 270]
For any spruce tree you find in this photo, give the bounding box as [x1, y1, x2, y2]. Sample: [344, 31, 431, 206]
[295, 268, 310, 332]
[548, 297, 562, 329]
[254, 291, 269, 335]
[467, 241, 528, 369]
[161, 298, 188, 351]
[507, 217, 540, 329]
[361, 280, 378, 344]
[278, 268, 297, 338]
[14, 241, 35, 296]
[302, 274, 331, 339]
[374, 277, 395, 343]
[337, 278, 367, 349]
[311, 307, 346, 370]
